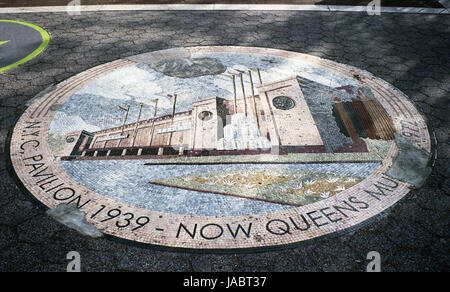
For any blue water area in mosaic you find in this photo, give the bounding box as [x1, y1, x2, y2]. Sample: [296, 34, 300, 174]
[59, 160, 379, 216]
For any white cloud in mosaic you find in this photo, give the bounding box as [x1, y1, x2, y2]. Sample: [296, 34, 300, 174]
[264, 61, 346, 88]
[76, 66, 172, 108]
[207, 69, 260, 100]
[50, 111, 100, 136]
[193, 52, 354, 89]
[55, 52, 357, 138]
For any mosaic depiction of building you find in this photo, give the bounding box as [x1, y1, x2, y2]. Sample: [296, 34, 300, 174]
[59, 75, 395, 161]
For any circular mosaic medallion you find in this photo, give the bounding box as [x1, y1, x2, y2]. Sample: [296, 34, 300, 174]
[0, 20, 50, 72]
[10, 46, 432, 251]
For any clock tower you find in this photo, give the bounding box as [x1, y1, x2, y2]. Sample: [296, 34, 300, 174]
[257, 76, 325, 153]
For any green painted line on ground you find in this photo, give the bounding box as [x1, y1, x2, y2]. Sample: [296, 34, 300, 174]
[0, 20, 50, 72]
[0, 40, 9, 60]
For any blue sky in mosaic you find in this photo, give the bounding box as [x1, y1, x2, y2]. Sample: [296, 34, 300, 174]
[50, 53, 356, 136]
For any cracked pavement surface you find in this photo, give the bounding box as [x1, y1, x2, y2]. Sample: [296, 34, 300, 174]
[0, 10, 449, 272]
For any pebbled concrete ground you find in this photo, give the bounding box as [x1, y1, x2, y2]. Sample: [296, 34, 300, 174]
[0, 10, 449, 272]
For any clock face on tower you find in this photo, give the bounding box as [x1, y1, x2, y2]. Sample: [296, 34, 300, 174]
[198, 110, 213, 121]
[272, 96, 296, 110]
[0, 20, 50, 72]
[9, 46, 431, 251]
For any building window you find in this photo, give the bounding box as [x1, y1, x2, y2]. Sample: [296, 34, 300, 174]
[272, 96, 295, 110]
[198, 111, 213, 121]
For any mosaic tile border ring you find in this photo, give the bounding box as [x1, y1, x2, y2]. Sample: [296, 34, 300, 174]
[8, 46, 432, 251]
